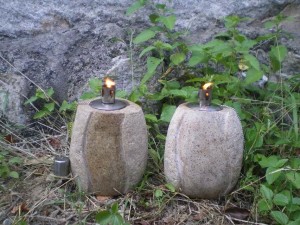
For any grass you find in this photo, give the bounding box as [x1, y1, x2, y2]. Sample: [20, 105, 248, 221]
[0, 116, 271, 225]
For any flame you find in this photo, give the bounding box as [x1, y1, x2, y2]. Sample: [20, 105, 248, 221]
[105, 78, 115, 88]
[202, 82, 213, 90]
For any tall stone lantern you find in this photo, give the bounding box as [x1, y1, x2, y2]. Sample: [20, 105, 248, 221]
[70, 78, 148, 196]
[164, 83, 244, 199]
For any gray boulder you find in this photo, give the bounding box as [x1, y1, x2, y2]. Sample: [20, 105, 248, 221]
[0, 0, 299, 123]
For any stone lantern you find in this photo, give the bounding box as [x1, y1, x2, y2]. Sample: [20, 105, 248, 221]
[70, 78, 148, 196]
[164, 83, 244, 199]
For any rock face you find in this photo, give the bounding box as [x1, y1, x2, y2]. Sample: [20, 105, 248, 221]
[164, 103, 244, 199]
[69, 98, 148, 195]
[0, 0, 299, 123]
[0, 74, 28, 124]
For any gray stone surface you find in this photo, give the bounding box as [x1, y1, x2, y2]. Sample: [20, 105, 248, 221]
[0, 0, 299, 123]
[164, 103, 244, 199]
[69, 98, 148, 195]
[0, 73, 28, 124]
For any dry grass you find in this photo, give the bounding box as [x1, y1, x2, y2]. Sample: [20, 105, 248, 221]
[0, 117, 265, 225]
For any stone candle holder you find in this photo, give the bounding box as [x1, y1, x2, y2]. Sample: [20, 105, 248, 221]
[70, 98, 148, 196]
[164, 83, 244, 199]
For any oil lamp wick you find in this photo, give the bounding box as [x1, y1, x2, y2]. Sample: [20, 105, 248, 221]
[102, 78, 115, 104]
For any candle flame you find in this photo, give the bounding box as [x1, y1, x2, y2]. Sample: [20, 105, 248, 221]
[105, 78, 115, 88]
[202, 82, 213, 90]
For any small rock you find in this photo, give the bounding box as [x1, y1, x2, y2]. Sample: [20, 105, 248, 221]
[3, 218, 13, 225]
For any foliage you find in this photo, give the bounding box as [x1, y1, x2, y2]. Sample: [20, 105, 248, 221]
[25, 87, 77, 119]
[95, 202, 129, 225]
[127, 1, 299, 223]
[0, 149, 22, 179]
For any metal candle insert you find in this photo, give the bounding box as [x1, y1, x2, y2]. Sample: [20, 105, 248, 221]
[53, 156, 70, 177]
[102, 77, 115, 104]
[198, 82, 222, 111]
[89, 77, 127, 111]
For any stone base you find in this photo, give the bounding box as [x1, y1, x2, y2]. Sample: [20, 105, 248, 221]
[70, 98, 148, 196]
[164, 103, 244, 199]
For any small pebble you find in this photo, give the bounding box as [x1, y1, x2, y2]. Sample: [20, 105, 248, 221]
[3, 218, 12, 225]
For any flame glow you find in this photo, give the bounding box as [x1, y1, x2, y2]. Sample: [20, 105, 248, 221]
[105, 78, 115, 88]
[202, 82, 213, 90]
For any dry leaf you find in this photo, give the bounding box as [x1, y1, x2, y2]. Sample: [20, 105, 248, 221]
[192, 211, 206, 221]
[11, 202, 29, 214]
[48, 137, 61, 149]
[225, 207, 250, 220]
[96, 195, 111, 202]
[5, 134, 14, 143]
[24, 156, 53, 166]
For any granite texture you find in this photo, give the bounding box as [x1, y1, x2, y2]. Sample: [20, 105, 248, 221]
[0, 0, 299, 123]
[164, 103, 244, 199]
[69, 98, 148, 195]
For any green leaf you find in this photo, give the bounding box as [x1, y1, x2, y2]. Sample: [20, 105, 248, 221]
[244, 54, 260, 71]
[258, 155, 279, 168]
[244, 68, 264, 85]
[266, 167, 281, 185]
[139, 46, 156, 58]
[188, 53, 209, 66]
[146, 57, 163, 74]
[169, 90, 187, 98]
[44, 102, 55, 112]
[260, 184, 274, 202]
[80, 92, 98, 100]
[33, 110, 49, 119]
[145, 114, 158, 122]
[165, 183, 176, 193]
[160, 15, 176, 30]
[273, 193, 290, 206]
[155, 189, 163, 198]
[111, 202, 119, 214]
[170, 52, 186, 65]
[286, 172, 300, 189]
[140, 57, 163, 85]
[257, 199, 272, 212]
[24, 95, 38, 105]
[264, 20, 276, 29]
[9, 171, 19, 179]
[160, 104, 176, 123]
[128, 89, 141, 102]
[133, 29, 156, 44]
[271, 211, 289, 225]
[270, 45, 288, 63]
[288, 220, 300, 225]
[126, 0, 145, 16]
[46, 87, 55, 98]
[9, 157, 22, 164]
[59, 100, 77, 112]
[275, 159, 289, 168]
[149, 13, 159, 23]
[89, 78, 102, 93]
[292, 197, 300, 205]
[95, 211, 112, 225]
[164, 80, 180, 89]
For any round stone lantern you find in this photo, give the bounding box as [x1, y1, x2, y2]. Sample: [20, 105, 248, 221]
[164, 83, 244, 199]
[70, 78, 148, 196]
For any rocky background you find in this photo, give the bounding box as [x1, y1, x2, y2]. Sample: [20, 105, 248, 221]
[0, 0, 299, 124]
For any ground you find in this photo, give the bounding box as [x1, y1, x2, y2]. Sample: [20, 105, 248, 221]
[0, 119, 262, 225]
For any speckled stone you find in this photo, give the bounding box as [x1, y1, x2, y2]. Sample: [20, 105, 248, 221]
[164, 103, 244, 199]
[70, 98, 148, 196]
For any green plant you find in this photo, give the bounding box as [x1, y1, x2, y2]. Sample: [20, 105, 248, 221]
[127, 1, 299, 224]
[25, 87, 77, 119]
[95, 202, 129, 225]
[0, 150, 22, 179]
[255, 155, 300, 225]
